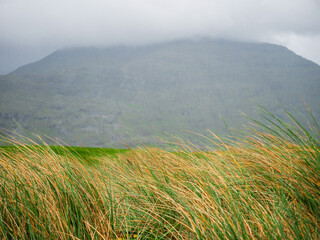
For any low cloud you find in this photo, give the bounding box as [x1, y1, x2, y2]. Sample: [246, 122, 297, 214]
[0, 0, 320, 73]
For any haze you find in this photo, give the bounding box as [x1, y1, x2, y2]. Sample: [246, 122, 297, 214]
[1, 0, 320, 74]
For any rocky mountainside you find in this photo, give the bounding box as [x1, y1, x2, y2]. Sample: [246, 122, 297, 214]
[1, 39, 319, 147]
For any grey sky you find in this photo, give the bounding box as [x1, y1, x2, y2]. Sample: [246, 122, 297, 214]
[1, 0, 320, 74]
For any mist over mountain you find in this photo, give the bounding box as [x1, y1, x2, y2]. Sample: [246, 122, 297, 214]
[1, 39, 319, 147]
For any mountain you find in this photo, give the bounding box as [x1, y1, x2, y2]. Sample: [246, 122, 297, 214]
[1, 39, 319, 147]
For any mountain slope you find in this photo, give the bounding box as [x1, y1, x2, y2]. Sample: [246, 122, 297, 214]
[1, 39, 319, 147]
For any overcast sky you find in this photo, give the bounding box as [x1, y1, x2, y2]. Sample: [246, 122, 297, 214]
[0, 0, 320, 74]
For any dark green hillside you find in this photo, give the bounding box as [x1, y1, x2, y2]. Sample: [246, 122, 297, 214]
[0, 39, 319, 146]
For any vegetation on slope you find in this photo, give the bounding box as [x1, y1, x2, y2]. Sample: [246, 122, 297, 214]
[1, 144, 127, 164]
[0, 109, 319, 239]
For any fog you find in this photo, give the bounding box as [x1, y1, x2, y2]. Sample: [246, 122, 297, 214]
[1, 0, 320, 73]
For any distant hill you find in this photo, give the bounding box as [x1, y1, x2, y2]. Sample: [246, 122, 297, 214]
[1, 39, 319, 147]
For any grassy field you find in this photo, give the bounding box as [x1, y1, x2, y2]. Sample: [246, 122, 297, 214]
[1, 145, 128, 165]
[0, 109, 319, 239]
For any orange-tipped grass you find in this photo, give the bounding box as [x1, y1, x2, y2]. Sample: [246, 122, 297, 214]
[98, 128, 319, 239]
[0, 109, 319, 239]
[0, 138, 117, 239]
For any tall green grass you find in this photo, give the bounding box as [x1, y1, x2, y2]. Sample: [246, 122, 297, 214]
[0, 109, 319, 239]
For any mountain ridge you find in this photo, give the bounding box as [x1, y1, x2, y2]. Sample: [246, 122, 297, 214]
[1, 39, 319, 147]
[10, 39, 320, 75]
